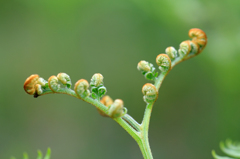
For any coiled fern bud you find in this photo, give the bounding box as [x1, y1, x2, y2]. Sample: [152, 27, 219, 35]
[48, 76, 60, 92]
[156, 54, 171, 72]
[188, 28, 207, 53]
[142, 83, 158, 103]
[23, 74, 40, 95]
[57, 73, 72, 88]
[165, 46, 178, 59]
[74, 79, 90, 98]
[137, 60, 158, 80]
[90, 73, 107, 99]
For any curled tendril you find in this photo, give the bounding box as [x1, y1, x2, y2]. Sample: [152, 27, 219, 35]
[74, 79, 90, 98]
[156, 54, 171, 72]
[188, 28, 207, 53]
[90, 73, 104, 87]
[48, 76, 60, 92]
[142, 83, 158, 103]
[57, 73, 72, 88]
[23, 74, 39, 95]
[165, 46, 178, 59]
[97, 95, 114, 117]
[108, 99, 126, 118]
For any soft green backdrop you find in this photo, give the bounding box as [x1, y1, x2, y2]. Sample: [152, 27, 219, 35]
[1, 0, 240, 158]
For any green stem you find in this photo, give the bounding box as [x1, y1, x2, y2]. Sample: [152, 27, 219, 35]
[122, 114, 141, 131]
[139, 103, 154, 159]
[114, 117, 141, 143]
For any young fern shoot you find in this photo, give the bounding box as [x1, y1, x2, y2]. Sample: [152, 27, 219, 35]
[23, 28, 207, 159]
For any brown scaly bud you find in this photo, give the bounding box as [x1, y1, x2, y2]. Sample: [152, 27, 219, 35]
[188, 28, 207, 53]
[97, 95, 114, 117]
[23, 74, 39, 95]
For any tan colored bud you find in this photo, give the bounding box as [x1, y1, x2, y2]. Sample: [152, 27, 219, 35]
[90, 73, 103, 87]
[156, 54, 171, 72]
[23, 74, 39, 95]
[97, 95, 114, 117]
[100, 95, 113, 107]
[74, 79, 90, 98]
[188, 28, 207, 53]
[142, 83, 158, 103]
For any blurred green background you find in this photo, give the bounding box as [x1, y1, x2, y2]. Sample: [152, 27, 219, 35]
[1, 0, 240, 158]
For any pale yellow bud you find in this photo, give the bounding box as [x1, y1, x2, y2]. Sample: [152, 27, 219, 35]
[137, 60, 151, 72]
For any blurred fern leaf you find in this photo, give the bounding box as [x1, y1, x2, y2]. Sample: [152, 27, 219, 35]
[213, 140, 240, 159]
[11, 148, 51, 159]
